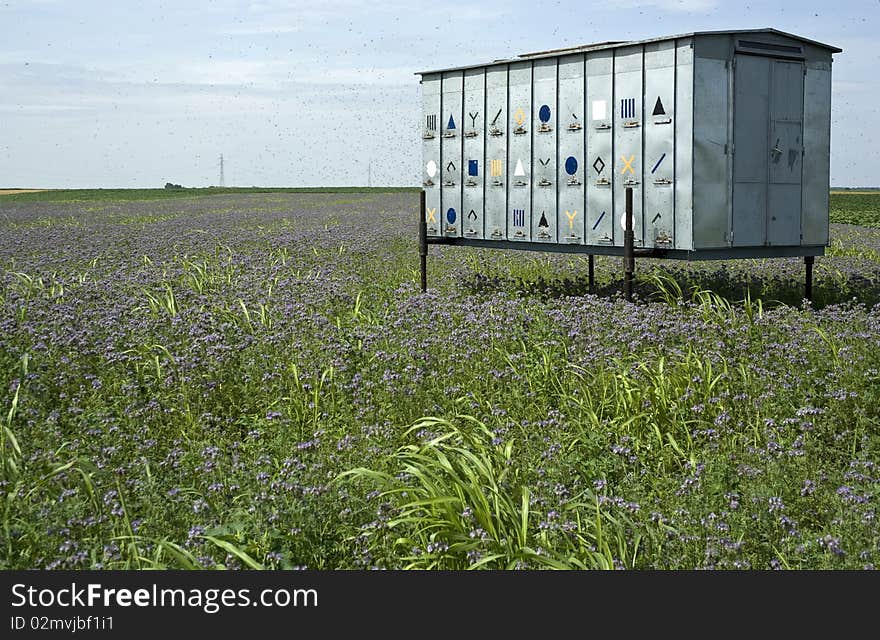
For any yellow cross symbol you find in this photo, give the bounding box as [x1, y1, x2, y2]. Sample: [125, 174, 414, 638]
[620, 155, 635, 175]
[514, 107, 526, 126]
[565, 210, 577, 230]
[426, 208, 437, 223]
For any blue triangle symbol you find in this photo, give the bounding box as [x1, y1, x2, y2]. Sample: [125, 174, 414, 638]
[447, 114, 456, 129]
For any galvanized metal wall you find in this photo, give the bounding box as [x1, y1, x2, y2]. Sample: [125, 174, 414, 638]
[420, 31, 835, 256]
[802, 60, 832, 246]
[692, 53, 729, 249]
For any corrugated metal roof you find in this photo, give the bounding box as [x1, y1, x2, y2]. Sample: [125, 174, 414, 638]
[415, 28, 842, 76]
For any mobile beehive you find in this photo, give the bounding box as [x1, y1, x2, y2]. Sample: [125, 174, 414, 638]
[417, 29, 840, 264]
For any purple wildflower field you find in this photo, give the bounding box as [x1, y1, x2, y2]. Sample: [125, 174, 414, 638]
[1, 190, 878, 569]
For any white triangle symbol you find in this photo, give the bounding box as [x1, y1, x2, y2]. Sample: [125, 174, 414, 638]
[514, 159, 525, 176]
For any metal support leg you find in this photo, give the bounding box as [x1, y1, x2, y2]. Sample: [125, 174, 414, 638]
[623, 188, 634, 302]
[419, 190, 428, 293]
[588, 254, 595, 292]
[805, 255, 814, 304]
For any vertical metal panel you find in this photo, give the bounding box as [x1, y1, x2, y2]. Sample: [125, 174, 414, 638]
[421, 74, 442, 236]
[643, 41, 676, 249]
[557, 54, 586, 244]
[462, 68, 486, 239]
[692, 56, 730, 249]
[440, 72, 464, 237]
[507, 61, 532, 241]
[532, 58, 557, 243]
[732, 54, 770, 247]
[585, 50, 614, 245]
[674, 39, 694, 250]
[801, 61, 832, 246]
[484, 66, 508, 239]
[767, 59, 804, 246]
[613, 46, 644, 246]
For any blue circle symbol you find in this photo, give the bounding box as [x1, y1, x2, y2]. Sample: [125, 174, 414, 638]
[565, 156, 578, 175]
[539, 105, 551, 123]
[446, 208, 457, 224]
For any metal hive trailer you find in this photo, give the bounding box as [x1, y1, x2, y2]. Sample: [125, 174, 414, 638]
[416, 29, 841, 297]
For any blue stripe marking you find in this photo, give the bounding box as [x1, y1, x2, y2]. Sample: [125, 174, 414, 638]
[592, 211, 606, 231]
[651, 153, 666, 174]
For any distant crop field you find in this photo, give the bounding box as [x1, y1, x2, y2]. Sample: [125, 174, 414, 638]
[0, 186, 418, 204]
[830, 191, 880, 227]
[1, 191, 878, 570]
[0, 189, 48, 196]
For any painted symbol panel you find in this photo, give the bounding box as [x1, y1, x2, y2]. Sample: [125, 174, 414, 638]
[643, 42, 676, 248]
[532, 58, 557, 242]
[585, 50, 614, 245]
[613, 46, 643, 246]
[440, 71, 463, 238]
[507, 62, 531, 241]
[422, 74, 441, 236]
[556, 55, 584, 244]
[462, 68, 485, 238]
[484, 65, 508, 239]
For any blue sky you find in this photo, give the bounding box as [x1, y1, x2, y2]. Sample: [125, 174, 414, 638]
[0, 0, 876, 188]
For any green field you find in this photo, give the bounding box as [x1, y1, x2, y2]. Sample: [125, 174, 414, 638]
[0, 186, 418, 204]
[2, 188, 876, 226]
[830, 191, 880, 227]
[1, 189, 878, 570]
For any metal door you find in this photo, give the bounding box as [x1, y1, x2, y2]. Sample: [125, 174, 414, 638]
[767, 59, 804, 246]
[732, 54, 804, 247]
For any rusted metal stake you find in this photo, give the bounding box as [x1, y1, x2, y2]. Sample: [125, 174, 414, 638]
[419, 190, 428, 293]
[805, 255, 814, 304]
[624, 187, 634, 302]
[588, 254, 595, 291]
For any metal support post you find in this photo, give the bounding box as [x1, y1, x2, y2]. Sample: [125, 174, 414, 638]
[623, 187, 634, 302]
[419, 190, 428, 293]
[805, 255, 814, 303]
[588, 254, 595, 291]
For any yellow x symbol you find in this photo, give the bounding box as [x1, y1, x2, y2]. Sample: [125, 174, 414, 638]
[426, 207, 437, 223]
[565, 210, 577, 230]
[620, 155, 635, 175]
